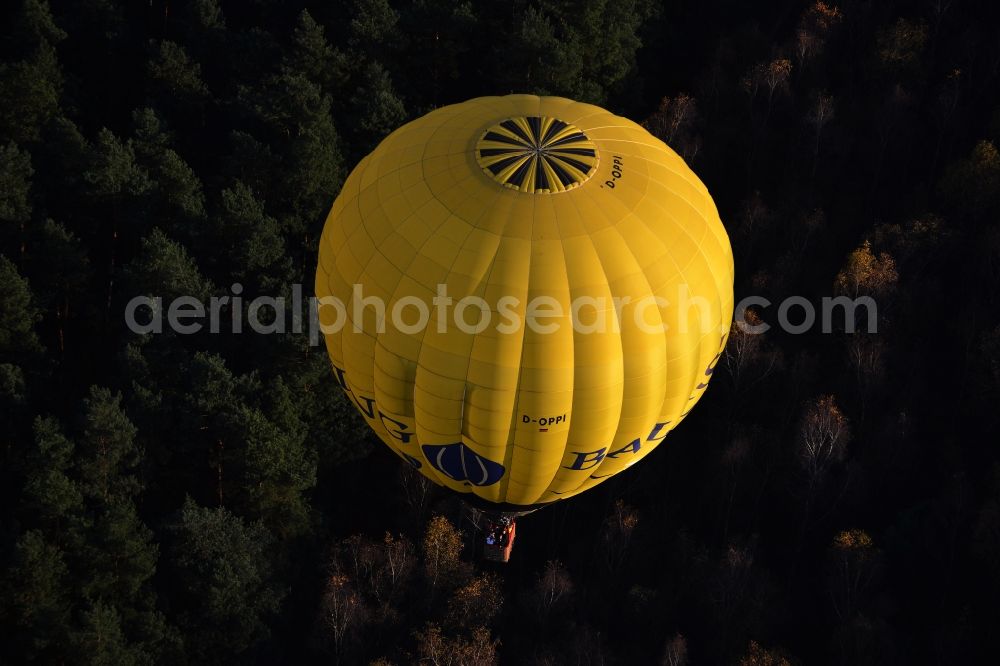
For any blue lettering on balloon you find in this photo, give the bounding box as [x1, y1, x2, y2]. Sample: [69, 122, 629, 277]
[696, 351, 723, 389]
[331, 364, 349, 389]
[564, 448, 607, 470]
[335, 360, 681, 484]
[607, 438, 640, 458]
[333, 365, 386, 420]
[566, 421, 672, 470]
[329, 363, 378, 420]
[352, 394, 377, 419]
[647, 421, 670, 442]
[380, 413, 413, 443]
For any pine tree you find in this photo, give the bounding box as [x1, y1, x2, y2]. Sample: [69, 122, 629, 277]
[10, 0, 67, 50]
[23, 219, 91, 355]
[0, 530, 72, 661]
[30, 116, 91, 223]
[0, 363, 28, 435]
[71, 602, 143, 666]
[130, 108, 207, 226]
[238, 67, 345, 232]
[294, 349, 377, 468]
[348, 0, 402, 52]
[21, 416, 85, 540]
[146, 40, 211, 120]
[283, 82, 345, 228]
[83, 129, 151, 202]
[0, 255, 42, 359]
[74, 387, 172, 660]
[168, 0, 227, 61]
[0, 142, 33, 236]
[123, 228, 213, 303]
[286, 10, 349, 92]
[0, 0, 65, 144]
[1, 417, 80, 661]
[493, 0, 653, 104]
[82, 127, 153, 315]
[243, 379, 316, 538]
[212, 181, 291, 289]
[77, 387, 141, 502]
[348, 62, 407, 153]
[397, 0, 478, 106]
[169, 497, 284, 661]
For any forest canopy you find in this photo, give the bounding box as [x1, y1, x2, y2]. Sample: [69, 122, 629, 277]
[1, 0, 999, 664]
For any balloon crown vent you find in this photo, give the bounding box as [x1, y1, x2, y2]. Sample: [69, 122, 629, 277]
[475, 116, 598, 193]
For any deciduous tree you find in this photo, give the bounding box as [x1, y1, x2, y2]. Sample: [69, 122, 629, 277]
[413, 623, 499, 666]
[422, 515, 467, 596]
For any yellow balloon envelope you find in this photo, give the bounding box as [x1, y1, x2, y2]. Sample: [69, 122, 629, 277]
[316, 95, 733, 510]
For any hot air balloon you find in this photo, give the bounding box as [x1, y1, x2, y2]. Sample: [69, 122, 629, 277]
[315, 95, 733, 554]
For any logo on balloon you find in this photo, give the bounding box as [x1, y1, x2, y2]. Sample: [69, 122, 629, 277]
[422, 443, 506, 486]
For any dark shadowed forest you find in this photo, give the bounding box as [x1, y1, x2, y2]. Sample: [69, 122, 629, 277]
[2, 0, 1000, 663]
